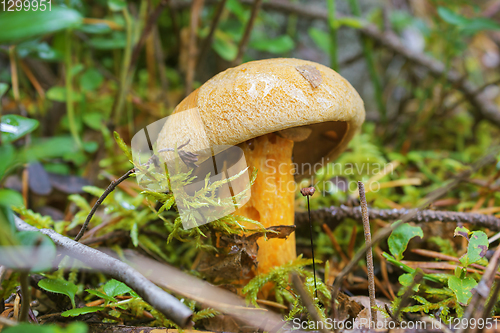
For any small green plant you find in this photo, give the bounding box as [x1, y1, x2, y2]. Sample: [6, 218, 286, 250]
[384, 222, 490, 321]
[448, 226, 488, 305]
[38, 278, 79, 309]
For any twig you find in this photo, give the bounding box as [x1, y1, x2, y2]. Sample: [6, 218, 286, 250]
[358, 182, 376, 327]
[197, 0, 228, 69]
[329, 149, 498, 320]
[478, 279, 500, 333]
[74, 169, 135, 242]
[185, 0, 205, 96]
[295, 205, 500, 231]
[326, 0, 338, 71]
[0, 316, 17, 327]
[14, 216, 193, 327]
[290, 272, 329, 333]
[347, 0, 386, 122]
[301, 186, 318, 299]
[19, 272, 30, 322]
[129, 0, 170, 74]
[112, 5, 134, 125]
[233, 0, 263, 65]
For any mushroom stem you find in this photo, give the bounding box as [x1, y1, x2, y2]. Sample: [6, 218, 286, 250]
[235, 133, 297, 276]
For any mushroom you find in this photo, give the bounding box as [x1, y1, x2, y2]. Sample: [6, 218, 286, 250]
[157, 58, 365, 276]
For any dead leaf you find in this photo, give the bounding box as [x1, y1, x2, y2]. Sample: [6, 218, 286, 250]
[198, 225, 296, 281]
[296, 65, 322, 88]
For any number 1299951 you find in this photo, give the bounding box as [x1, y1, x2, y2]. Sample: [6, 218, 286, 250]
[2, 0, 51, 11]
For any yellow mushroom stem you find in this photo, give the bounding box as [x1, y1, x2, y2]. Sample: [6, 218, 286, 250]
[234, 133, 297, 275]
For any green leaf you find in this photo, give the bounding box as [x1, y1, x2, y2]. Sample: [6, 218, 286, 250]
[1, 114, 39, 144]
[250, 35, 295, 54]
[20, 136, 80, 162]
[437, 7, 468, 26]
[0, 144, 15, 180]
[86, 289, 115, 303]
[0, 189, 24, 208]
[46, 86, 82, 102]
[308, 27, 329, 54]
[108, 0, 126, 11]
[17, 40, 62, 61]
[0, 83, 9, 97]
[213, 31, 237, 61]
[398, 273, 419, 292]
[89, 33, 126, 49]
[80, 68, 104, 92]
[448, 275, 477, 305]
[0, 7, 83, 44]
[103, 279, 131, 298]
[38, 278, 78, 309]
[437, 7, 500, 34]
[388, 223, 423, 260]
[62, 306, 105, 317]
[460, 231, 488, 267]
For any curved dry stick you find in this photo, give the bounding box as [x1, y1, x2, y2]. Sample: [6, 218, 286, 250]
[15, 216, 193, 328]
[74, 169, 135, 242]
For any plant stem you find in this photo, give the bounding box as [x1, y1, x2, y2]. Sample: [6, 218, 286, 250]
[74, 169, 135, 241]
[19, 272, 30, 322]
[197, 0, 228, 69]
[327, 0, 338, 71]
[358, 181, 377, 327]
[113, 7, 133, 125]
[307, 195, 318, 299]
[347, 0, 386, 122]
[65, 29, 82, 148]
[233, 0, 263, 65]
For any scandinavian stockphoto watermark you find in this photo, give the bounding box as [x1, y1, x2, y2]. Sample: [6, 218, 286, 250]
[263, 158, 394, 195]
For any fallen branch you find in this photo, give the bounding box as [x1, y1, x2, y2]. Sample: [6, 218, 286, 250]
[296, 205, 500, 231]
[14, 216, 193, 328]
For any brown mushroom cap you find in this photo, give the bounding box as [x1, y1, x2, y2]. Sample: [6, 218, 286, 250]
[158, 58, 365, 178]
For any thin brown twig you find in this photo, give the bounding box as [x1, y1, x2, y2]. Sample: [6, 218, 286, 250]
[15, 217, 194, 327]
[411, 248, 500, 276]
[444, 77, 500, 114]
[19, 272, 30, 322]
[185, 0, 205, 96]
[129, 0, 170, 74]
[296, 205, 500, 231]
[197, 0, 228, 69]
[74, 169, 135, 242]
[358, 182, 377, 327]
[233, 0, 263, 65]
[479, 280, 500, 333]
